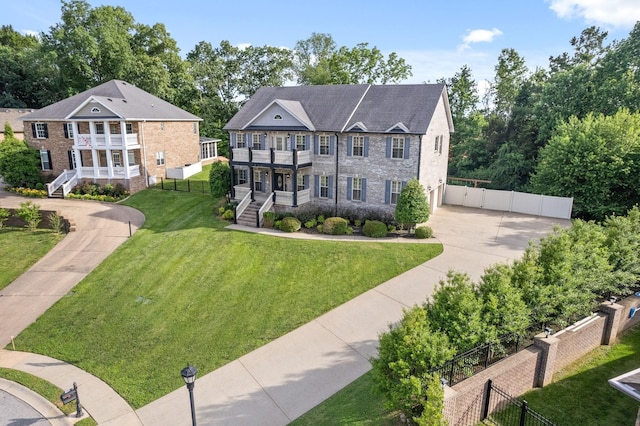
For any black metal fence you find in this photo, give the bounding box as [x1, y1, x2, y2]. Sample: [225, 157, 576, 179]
[483, 380, 556, 426]
[430, 332, 534, 387]
[159, 178, 209, 194]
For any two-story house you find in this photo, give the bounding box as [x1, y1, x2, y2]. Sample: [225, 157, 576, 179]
[224, 84, 454, 226]
[21, 79, 206, 196]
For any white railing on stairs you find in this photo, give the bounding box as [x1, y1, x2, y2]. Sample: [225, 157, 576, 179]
[46, 169, 78, 197]
[234, 190, 253, 224]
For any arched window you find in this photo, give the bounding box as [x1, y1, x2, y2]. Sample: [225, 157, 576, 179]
[273, 114, 282, 120]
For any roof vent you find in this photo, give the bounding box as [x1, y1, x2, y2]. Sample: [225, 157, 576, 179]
[107, 98, 112, 102]
[122, 99, 127, 103]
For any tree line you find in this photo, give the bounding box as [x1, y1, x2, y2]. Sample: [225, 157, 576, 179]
[0, 0, 410, 154]
[3, 1, 640, 220]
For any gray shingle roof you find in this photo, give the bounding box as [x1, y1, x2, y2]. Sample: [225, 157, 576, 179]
[224, 84, 451, 134]
[21, 80, 200, 122]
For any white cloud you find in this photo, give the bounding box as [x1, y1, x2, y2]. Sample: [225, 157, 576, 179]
[548, 0, 640, 28]
[22, 30, 39, 38]
[458, 28, 503, 51]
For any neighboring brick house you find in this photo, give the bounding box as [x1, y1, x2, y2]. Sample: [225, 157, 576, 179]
[1, 108, 35, 140]
[21, 79, 203, 195]
[224, 84, 454, 225]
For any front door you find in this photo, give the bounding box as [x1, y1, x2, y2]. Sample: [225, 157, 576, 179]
[274, 173, 284, 191]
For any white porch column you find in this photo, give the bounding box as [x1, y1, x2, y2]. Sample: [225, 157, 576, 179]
[71, 122, 82, 178]
[104, 120, 111, 146]
[106, 148, 114, 178]
[123, 149, 131, 179]
[89, 121, 99, 178]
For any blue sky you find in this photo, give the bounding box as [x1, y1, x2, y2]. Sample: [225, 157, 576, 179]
[6, 1, 640, 89]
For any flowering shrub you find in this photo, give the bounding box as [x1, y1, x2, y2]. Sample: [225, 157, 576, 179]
[7, 187, 47, 198]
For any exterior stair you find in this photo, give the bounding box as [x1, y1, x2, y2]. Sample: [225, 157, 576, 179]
[49, 186, 65, 199]
[236, 201, 261, 227]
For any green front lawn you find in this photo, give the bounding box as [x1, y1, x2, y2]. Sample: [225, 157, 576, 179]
[0, 228, 64, 291]
[11, 188, 442, 408]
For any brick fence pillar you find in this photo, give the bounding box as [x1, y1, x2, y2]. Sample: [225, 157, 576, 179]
[534, 333, 559, 387]
[600, 301, 624, 345]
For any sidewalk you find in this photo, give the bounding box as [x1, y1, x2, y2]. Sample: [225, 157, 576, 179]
[0, 191, 145, 425]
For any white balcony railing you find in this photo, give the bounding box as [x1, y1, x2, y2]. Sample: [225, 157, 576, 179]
[274, 188, 311, 207]
[76, 133, 139, 148]
[77, 165, 140, 179]
[231, 148, 312, 166]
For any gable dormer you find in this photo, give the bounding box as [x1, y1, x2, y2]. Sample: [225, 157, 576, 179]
[345, 121, 368, 132]
[243, 99, 315, 131]
[385, 122, 410, 133]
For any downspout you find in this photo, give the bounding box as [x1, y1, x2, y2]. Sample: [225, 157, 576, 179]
[416, 134, 422, 178]
[141, 120, 149, 188]
[335, 132, 339, 216]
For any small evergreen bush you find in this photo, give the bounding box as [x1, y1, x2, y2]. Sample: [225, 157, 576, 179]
[49, 211, 65, 234]
[222, 209, 234, 221]
[414, 226, 433, 239]
[304, 218, 317, 229]
[280, 216, 301, 232]
[317, 215, 325, 224]
[323, 217, 349, 235]
[362, 220, 387, 238]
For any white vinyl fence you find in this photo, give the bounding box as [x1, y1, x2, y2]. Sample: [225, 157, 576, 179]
[444, 185, 573, 219]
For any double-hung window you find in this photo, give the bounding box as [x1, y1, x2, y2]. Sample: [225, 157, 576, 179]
[236, 133, 246, 148]
[254, 170, 262, 191]
[237, 169, 248, 185]
[297, 172, 306, 191]
[295, 134, 306, 151]
[352, 136, 364, 157]
[352, 177, 363, 201]
[64, 123, 74, 139]
[252, 134, 261, 150]
[95, 123, 105, 135]
[319, 135, 330, 155]
[390, 181, 402, 204]
[391, 137, 404, 159]
[156, 151, 165, 166]
[34, 123, 48, 139]
[39, 150, 52, 170]
[319, 175, 329, 198]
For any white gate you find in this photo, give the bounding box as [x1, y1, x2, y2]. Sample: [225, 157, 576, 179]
[443, 185, 573, 219]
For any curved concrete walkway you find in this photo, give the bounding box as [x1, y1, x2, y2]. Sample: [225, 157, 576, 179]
[0, 190, 145, 425]
[0, 189, 570, 425]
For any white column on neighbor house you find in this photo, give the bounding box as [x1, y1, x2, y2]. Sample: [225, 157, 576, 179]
[72, 122, 82, 178]
[90, 121, 100, 179]
[120, 121, 129, 178]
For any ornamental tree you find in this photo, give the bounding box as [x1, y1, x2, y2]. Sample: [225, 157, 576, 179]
[395, 179, 430, 231]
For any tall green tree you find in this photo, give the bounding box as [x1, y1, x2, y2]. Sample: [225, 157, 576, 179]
[293, 33, 411, 85]
[489, 48, 529, 119]
[530, 109, 640, 220]
[0, 130, 41, 186]
[395, 179, 430, 231]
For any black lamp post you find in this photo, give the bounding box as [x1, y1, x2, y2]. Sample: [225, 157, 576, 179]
[181, 364, 198, 426]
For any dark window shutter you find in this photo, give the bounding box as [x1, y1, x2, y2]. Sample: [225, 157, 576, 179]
[404, 137, 410, 159]
[261, 172, 265, 191]
[304, 175, 309, 189]
[68, 151, 73, 169]
[329, 135, 335, 156]
[328, 175, 334, 199]
[385, 180, 391, 204]
[314, 175, 319, 197]
[362, 178, 367, 202]
[47, 150, 52, 170]
[260, 133, 266, 150]
[347, 136, 352, 157]
[230, 133, 236, 148]
[385, 137, 391, 158]
[346, 177, 352, 200]
[305, 134, 310, 150]
[402, 181, 407, 189]
[31, 123, 36, 138]
[313, 135, 319, 155]
[364, 137, 369, 157]
[43, 124, 48, 138]
[63, 124, 69, 139]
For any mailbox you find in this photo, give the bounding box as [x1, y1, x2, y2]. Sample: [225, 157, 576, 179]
[60, 388, 77, 404]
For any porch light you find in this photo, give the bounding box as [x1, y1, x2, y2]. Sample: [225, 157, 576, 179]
[610, 296, 617, 305]
[544, 327, 552, 338]
[181, 365, 197, 426]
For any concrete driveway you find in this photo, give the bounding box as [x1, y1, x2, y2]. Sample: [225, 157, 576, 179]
[136, 206, 570, 425]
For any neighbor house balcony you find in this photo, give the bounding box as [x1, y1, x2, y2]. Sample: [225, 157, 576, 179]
[76, 133, 140, 149]
[230, 148, 312, 167]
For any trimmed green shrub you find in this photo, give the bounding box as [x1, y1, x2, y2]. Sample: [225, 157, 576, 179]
[221, 209, 234, 221]
[317, 215, 325, 224]
[263, 211, 276, 228]
[304, 218, 317, 229]
[317, 224, 323, 233]
[274, 220, 282, 230]
[218, 207, 225, 216]
[323, 217, 349, 235]
[354, 219, 362, 227]
[0, 208, 8, 229]
[209, 161, 231, 198]
[363, 220, 387, 238]
[17, 201, 41, 231]
[280, 216, 301, 232]
[387, 224, 396, 232]
[414, 226, 433, 239]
